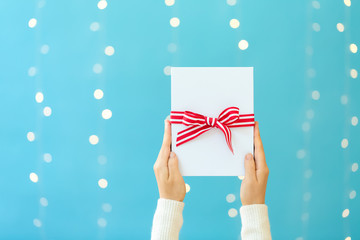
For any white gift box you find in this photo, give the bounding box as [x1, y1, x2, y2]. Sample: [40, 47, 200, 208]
[171, 67, 254, 176]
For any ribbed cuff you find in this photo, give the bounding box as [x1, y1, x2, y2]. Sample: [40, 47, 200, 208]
[151, 198, 185, 240]
[240, 204, 272, 240]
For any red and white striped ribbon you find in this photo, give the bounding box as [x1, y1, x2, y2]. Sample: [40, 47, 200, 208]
[170, 106, 254, 153]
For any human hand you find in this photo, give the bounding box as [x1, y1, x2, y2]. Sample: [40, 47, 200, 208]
[153, 119, 186, 202]
[240, 121, 269, 205]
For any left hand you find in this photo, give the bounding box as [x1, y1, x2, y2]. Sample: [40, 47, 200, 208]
[153, 119, 186, 202]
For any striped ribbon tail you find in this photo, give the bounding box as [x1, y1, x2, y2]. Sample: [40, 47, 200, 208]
[170, 107, 255, 154]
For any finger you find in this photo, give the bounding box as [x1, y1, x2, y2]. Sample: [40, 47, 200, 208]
[157, 119, 172, 165]
[161, 119, 172, 150]
[168, 152, 183, 181]
[244, 153, 257, 181]
[254, 121, 267, 170]
[153, 159, 169, 181]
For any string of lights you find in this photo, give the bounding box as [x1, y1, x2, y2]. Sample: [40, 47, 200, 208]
[342, 0, 358, 239]
[90, 0, 114, 232]
[164, 0, 191, 200]
[294, 1, 320, 239]
[27, 0, 51, 233]
[223, 0, 250, 225]
[225, 0, 244, 221]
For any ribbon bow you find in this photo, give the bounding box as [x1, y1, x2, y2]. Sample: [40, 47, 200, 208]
[170, 107, 254, 154]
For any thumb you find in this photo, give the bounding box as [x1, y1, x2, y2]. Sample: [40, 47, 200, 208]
[168, 152, 182, 180]
[160, 119, 172, 154]
[244, 153, 256, 181]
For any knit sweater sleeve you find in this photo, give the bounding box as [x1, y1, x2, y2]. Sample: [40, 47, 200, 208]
[151, 198, 185, 240]
[240, 204, 272, 240]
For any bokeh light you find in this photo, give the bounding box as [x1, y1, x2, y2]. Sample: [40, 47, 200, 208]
[350, 69, 357, 79]
[312, 1, 320, 9]
[307, 68, 316, 78]
[351, 163, 358, 172]
[98, 155, 107, 165]
[43, 106, 52, 117]
[301, 213, 309, 222]
[170, 17, 180, 27]
[105, 46, 115, 56]
[297, 149, 306, 159]
[306, 46, 313, 56]
[303, 192, 311, 202]
[238, 40, 248, 50]
[228, 208, 238, 218]
[28, 67, 37, 77]
[185, 183, 190, 193]
[35, 92, 44, 103]
[337, 23, 345, 32]
[344, 0, 351, 7]
[102, 203, 112, 212]
[304, 169, 313, 179]
[33, 219, 42, 227]
[29, 172, 39, 183]
[102, 109, 112, 119]
[93, 63, 103, 74]
[349, 190, 356, 199]
[312, 23, 320, 32]
[311, 90, 320, 100]
[38, 0, 46, 8]
[89, 135, 99, 145]
[97, 0, 107, 10]
[226, 0, 237, 6]
[40, 44, 50, 54]
[28, 18, 37, 28]
[163, 66, 171, 76]
[43, 153, 52, 163]
[165, 0, 175, 6]
[340, 95, 348, 105]
[306, 109, 314, 119]
[349, 43, 358, 53]
[167, 43, 177, 53]
[40, 197, 48, 207]
[97, 218, 107, 227]
[98, 178, 108, 189]
[90, 22, 100, 31]
[94, 89, 104, 100]
[226, 194, 235, 203]
[27, 132, 35, 142]
[351, 116, 358, 126]
[341, 138, 349, 149]
[229, 19, 240, 28]
[302, 122, 310, 132]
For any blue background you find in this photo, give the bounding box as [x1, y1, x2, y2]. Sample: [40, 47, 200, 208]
[0, 0, 359, 239]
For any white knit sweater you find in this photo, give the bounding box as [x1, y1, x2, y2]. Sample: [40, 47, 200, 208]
[151, 198, 271, 240]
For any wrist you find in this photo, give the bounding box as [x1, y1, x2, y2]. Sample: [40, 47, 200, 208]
[241, 197, 265, 206]
[159, 197, 184, 203]
[160, 192, 185, 202]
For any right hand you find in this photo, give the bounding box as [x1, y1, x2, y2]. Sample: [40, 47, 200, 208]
[240, 121, 269, 205]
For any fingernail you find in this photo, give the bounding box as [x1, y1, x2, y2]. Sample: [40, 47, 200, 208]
[170, 152, 175, 158]
[246, 153, 252, 160]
